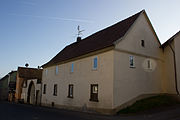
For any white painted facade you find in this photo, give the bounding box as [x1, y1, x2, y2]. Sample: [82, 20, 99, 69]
[31, 9, 180, 115]
[40, 11, 175, 114]
[21, 79, 42, 105]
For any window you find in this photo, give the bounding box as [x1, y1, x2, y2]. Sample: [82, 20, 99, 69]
[45, 69, 48, 76]
[43, 84, 46, 94]
[55, 66, 58, 75]
[141, 40, 145, 47]
[68, 84, 73, 98]
[130, 56, 135, 68]
[93, 57, 98, 69]
[71, 63, 74, 73]
[53, 84, 57, 96]
[37, 79, 41, 84]
[147, 59, 152, 69]
[90, 84, 98, 102]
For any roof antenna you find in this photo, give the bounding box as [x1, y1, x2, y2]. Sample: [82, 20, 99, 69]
[77, 25, 85, 42]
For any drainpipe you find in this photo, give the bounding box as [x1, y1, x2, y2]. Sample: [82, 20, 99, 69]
[167, 40, 179, 95]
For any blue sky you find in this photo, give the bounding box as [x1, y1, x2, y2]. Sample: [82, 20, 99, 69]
[1, 0, 180, 77]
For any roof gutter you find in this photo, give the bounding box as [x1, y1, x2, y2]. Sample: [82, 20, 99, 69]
[167, 39, 179, 95]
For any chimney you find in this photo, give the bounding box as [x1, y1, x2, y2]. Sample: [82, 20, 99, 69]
[77, 37, 81, 42]
[25, 63, 29, 67]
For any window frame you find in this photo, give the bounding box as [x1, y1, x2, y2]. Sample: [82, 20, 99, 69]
[147, 59, 152, 69]
[71, 63, 74, 73]
[68, 84, 73, 98]
[55, 66, 58, 75]
[53, 84, 57, 96]
[129, 56, 135, 68]
[90, 84, 99, 102]
[93, 57, 98, 70]
[45, 69, 48, 76]
[141, 40, 145, 47]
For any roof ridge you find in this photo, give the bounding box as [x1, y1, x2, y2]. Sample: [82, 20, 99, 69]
[18, 67, 42, 70]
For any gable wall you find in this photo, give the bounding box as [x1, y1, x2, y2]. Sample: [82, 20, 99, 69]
[113, 12, 164, 108]
[115, 13, 162, 58]
[174, 35, 180, 93]
[162, 41, 176, 94]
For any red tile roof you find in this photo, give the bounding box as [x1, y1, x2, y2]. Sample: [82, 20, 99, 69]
[17, 67, 42, 80]
[42, 10, 143, 68]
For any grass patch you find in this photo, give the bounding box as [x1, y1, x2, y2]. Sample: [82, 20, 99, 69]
[118, 95, 180, 114]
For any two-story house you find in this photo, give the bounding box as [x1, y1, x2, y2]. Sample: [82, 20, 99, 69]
[41, 10, 166, 114]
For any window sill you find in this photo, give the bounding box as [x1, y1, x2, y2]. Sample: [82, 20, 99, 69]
[146, 68, 153, 71]
[67, 96, 73, 99]
[89, 99, 99, 102]
[130, 66, 136, 68]
[92, 68, 98, 71]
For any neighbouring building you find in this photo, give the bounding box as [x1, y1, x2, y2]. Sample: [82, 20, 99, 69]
[161, 31, 180, 95]
[41, 10, 169, 114]
[0, 71, 17, 101]
[15, 67, 42, 105]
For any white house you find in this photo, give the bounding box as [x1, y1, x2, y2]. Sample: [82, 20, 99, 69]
[40, 10, 179, 114]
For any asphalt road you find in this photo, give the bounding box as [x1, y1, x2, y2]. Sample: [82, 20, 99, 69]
[1, 101, 180, 120]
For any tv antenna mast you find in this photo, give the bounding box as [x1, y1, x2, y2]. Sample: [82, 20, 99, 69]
[77, 25, 85, 37]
